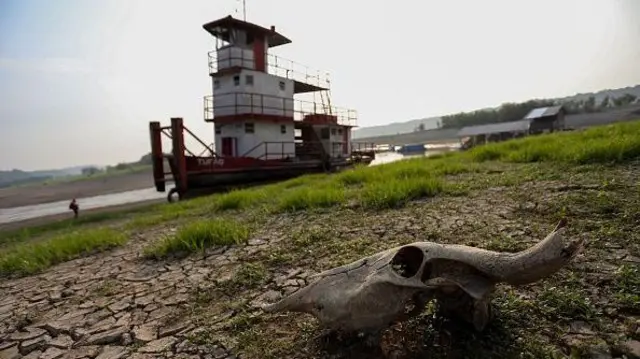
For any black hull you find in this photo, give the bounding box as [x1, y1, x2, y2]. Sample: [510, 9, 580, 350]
[166, 158, 373, 202]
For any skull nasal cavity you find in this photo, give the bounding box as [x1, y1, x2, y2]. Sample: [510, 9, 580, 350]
[391, 246, 424, 278]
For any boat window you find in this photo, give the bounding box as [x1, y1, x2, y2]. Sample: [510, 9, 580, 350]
[246, 32, 254, 45]
[338, 128, 343, 135]
[245, 122, 255, 133]
[245, 75, 254, 86]
[214, 79, 220, 89]
[320, 127, 330, 139]
[331, 128, 337, 136]
[280, 125, 286, 134]
[215, 125, 222, 134]
[279, 81, 285, 91]
[234, 75, 240, 86]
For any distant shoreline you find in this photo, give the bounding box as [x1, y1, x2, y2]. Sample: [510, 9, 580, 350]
[0, 198, 164, 232]
[0, 169, 158, 209]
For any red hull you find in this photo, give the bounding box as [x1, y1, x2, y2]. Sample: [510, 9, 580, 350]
[150, 118, 375, 202]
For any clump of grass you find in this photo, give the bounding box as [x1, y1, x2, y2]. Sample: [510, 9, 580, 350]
[232, 262, 268, 289]
[126, 204, 191, 229]
[215, 189, 266, 211]
[290, 227, 331, 248]
[278, 173, 327, 189]
[92, 279, 120, 297]
[614, 264, 640, 292]
[335, 166, 383, 186]
[126, 214, 170, 229]
[360, 176, 444, 209]
[0, 228, 127, 276]
[275, 185, 346, 212]
[143, 219, 250, 258]
[428, 158, 479, 176]
[537, 286, 595, 320]
[613, 264, 640, 311]
[484, 234, 527, 253]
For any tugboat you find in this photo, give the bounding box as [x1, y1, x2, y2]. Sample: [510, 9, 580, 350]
[148, 15, 375, 202]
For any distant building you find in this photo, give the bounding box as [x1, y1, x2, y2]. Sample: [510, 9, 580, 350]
[457, 105, 566, 149]
[523, 105, 566, 134]
[457, 120, 530, 149]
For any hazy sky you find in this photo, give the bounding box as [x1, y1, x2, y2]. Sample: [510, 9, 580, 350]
[1, 0, 639, 170]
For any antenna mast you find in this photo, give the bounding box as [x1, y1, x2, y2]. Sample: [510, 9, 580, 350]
[243, 0, 246, 21]
[235, 0, 247, 21]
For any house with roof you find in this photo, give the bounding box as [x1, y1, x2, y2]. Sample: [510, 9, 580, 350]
[456, 105, 566, 149]
[524, 105, 566, 134]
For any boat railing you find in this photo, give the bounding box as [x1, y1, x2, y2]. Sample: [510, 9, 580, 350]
[204, 93, 357, 127]
[240, 141, 326, 160]
[208, 49, 330, 90]
[351, 142, 377, 154]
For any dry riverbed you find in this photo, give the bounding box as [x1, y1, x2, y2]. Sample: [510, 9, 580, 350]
[0, 159, 639, 359]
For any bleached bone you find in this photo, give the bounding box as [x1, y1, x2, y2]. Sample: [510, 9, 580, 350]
[262, 219, 584, 333]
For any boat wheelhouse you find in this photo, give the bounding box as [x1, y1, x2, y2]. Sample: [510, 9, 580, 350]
[149, 15, 375, 201]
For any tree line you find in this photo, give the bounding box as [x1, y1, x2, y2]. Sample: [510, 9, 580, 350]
[432, 93, 639, 130]
[81, 153, 153, 177]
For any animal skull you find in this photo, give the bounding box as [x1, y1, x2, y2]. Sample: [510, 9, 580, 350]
[262, 219, 584, 334]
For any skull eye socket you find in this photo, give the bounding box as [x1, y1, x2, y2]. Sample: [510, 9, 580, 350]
[390, 246, 424, 278]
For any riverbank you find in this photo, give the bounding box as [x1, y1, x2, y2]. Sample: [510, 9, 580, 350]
[0, 168, 154, 209]
[0, 121, 639, 359]
[0, 198, 165, 232]
[0, 151, 425, 229]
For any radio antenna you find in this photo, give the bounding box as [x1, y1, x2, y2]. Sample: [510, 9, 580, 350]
[234, 0, 247, 21]
[242, 0, 247, 21]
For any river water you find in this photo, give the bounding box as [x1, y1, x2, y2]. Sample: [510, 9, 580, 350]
[0, 148, 456, 225]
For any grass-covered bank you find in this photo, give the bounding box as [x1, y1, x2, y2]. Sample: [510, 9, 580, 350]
[0, 120, 639, 358]
[185, 162, 640, 358]
[466, 120, 640, 164]
[0, 120, 639, 277]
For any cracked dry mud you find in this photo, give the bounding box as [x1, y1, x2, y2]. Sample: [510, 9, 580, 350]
[1, 164, 640, 359]
[0, 229, 264, 359]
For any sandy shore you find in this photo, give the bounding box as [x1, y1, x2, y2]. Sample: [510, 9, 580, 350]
[0, 169, 156, 209]
[0, 198, 165, 232]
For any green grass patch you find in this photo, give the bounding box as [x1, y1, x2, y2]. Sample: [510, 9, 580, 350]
[466, 120, 640, 165]
[334, 166, 384, 186]
[214, 188, 268, 211]
[0, 202, 165, 247]
[483, 234, 527, 253]
[229, 262, 268, 290]
[275, 183, 347, 212]
[0, 228, 127, 276]
[143, 219, 250, 259]
[360, 176, 444, 209]
[614, 264, 640, 293]
[537, 285, 595, 320]
[613, 264, 640, 311]
[1, 212, 123, 247]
